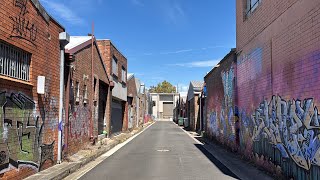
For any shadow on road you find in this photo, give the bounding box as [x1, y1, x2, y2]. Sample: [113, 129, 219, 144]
[193, 143, 239, 179]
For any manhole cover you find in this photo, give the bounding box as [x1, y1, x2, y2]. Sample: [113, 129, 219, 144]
[157, 149, 170, 152]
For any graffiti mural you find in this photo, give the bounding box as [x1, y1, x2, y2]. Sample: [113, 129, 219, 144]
[207, 67, 236, 146]
[221, 68, 234, 108]
[9, 0, 38, 45]
[208, 108, 235, 142]
[248, 95, 320, 170]
[0, 91, 54, 173]
[69, 106, 90, 138]
[209, 112, 218, 137]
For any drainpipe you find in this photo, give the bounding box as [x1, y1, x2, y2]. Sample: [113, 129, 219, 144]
[90, 22, 95, 140]
[200, 94, 202, 132]
[58, 32, 70, 164]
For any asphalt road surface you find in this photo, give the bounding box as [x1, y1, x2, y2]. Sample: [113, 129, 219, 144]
[78, 121, 238, 180]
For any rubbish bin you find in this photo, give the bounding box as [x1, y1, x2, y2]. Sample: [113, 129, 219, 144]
[184, 118, 189, 128]
[178, 117, 184, 126]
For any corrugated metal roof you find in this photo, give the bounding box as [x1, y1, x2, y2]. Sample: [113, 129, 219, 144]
[127, 73, 134, 80]
[65, 36, 92, 50]
[191, 81, 204, 89]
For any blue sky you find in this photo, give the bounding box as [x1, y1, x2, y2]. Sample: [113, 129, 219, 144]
[40, 0, 236, 95]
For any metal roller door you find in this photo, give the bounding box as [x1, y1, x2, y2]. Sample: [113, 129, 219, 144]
[111, 99, 123, 135]
[163, 102, 173, 118]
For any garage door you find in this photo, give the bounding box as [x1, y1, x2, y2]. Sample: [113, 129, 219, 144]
[163, 102, 173, 118]
[111, 99, 123, 135]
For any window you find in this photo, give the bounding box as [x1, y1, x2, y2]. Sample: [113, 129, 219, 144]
[93, 77, 98, 101]
[0, 41, 31, 81]
[246, 0, 261, 16]
[83, 85, 88, 104]
[112, 57, 118, 76]
[121, 66, 126, 83]
[75, 81, 80, 103]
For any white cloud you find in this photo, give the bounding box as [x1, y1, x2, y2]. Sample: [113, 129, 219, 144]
[162, 1, 186, 25]
[160, 49, 193, 55]
[40, 0, 84, 25]
[169, 59, 221, 68]
[129, 46, 229, 58]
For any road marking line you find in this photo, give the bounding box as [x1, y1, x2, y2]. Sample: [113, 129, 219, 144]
[65, 122, 155, 180]
[156, 149, 170, 152]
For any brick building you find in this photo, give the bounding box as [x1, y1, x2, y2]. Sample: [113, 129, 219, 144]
[0, 0, 67, 179]
[97, 40, 128, 135]
[64, 36, 111, 156]
[204, 49, 237, 149]
[139, 83, 147, 124]
[235, 0, 320, 178]
[187, 81, 203, 131]
[127, 73, 138, 129]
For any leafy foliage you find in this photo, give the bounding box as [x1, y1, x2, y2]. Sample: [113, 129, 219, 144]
[149, 81, 176, 93]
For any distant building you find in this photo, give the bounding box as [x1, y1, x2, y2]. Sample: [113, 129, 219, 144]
[187, 81, 204, 131]
[150, 93, 179, 119]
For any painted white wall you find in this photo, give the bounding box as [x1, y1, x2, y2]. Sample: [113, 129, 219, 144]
[112, 78, 127, 101]
[150, 93, 179, 119]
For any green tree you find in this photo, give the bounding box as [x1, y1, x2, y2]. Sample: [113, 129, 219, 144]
[149, 81, 176, 93]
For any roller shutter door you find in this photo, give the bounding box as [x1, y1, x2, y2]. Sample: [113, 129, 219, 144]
[111, 100, 123, 135]
[163, 102, 173, 118]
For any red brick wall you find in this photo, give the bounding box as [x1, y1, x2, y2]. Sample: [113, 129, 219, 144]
[97, 40, 127, 80]
[188, 97, 195, 130]
[236, 0, 320, 178]
[66, 41, 110, 155]
[127, 77, 137, 128]
[67, 45, 92, 155]
[0, 0, 64, 179]
[97, 40, 128, 133]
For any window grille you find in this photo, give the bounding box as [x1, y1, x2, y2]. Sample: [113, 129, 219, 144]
[0, 42, 31, 81]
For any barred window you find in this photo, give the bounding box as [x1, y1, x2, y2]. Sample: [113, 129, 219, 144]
[0, 42, 31, 81]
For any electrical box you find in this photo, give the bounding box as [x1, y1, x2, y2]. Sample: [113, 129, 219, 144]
[37, 76, 45, 95]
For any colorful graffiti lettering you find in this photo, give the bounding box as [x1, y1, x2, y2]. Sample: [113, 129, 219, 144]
[0, 91, 54, 173]
[209, 112, 218, 137]
[250, 96, 320, 170]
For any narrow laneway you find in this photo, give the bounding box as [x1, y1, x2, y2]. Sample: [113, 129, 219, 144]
[76, 121, 238, 180]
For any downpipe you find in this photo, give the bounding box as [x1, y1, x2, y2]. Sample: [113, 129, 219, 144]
[58, 32, 70, 164]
